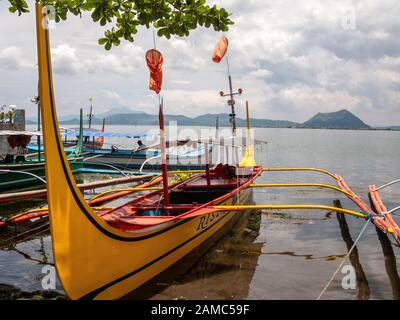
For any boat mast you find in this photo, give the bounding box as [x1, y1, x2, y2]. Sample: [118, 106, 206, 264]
[31, 93, 41, 161]
[159, 100, 170, 207]
[245, 100, 250, 130]
[37, 99, 41, 161]
[219, 55, 242, 164]
[86, 97, 93, 143]
[219, 56, 242, 134]
[228, 75, 236, 133]
[87, 97, 94, 129]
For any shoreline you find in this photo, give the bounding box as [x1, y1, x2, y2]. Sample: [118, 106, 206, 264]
[25, 123, 400, 132]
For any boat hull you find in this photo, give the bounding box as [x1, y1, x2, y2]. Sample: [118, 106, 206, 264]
[123, 192, 259, 299]
[0, 160, 83, 192]
[81, 187, 254, 300]
[33, 4, 261, 300]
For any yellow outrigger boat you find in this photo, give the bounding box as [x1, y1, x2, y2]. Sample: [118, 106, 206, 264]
[35, 4, 263, 300]
[34, 3, 400, 300]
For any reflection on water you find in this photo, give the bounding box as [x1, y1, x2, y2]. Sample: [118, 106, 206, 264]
[124, 210, 263, 300]
[375, 226, 400, 299]
[334, 200, 370, 300]
[1, 127, 399, 299]
[262, 251, 345, 261]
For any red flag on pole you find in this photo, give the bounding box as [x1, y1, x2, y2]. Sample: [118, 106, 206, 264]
[212, 36, 229, 63]
[146, 49, 163, 94]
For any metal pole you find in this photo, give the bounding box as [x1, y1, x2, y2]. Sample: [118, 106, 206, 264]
[228, 75, 236, 133]
[205, 142, 211, 186]
[246, 100, 250, 130]
[88, 103, 93, 129]
[85, 99, 93, 143]
[37, 100, 41, 161]
[159, 100, 170, 207]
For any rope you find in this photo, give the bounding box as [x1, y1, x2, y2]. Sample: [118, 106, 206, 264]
[316, 215, 372, 300]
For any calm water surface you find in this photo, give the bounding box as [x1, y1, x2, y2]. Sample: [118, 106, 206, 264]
[0, 126, 399, 299]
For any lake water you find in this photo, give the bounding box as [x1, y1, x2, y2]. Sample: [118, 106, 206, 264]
[0, 126, 399, 300]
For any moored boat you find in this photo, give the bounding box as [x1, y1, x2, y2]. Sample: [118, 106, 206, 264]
[82, 139, 213, 171]
[35, 3, 261, 299]
[33, 2, 400, 301]
[0, 130, 83, 192]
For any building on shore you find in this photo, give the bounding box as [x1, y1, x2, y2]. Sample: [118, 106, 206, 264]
[0, 108, 26, 131]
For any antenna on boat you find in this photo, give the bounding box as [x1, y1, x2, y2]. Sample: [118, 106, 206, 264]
[213, 36, 243, 165]
[218, 59, 243, 136]
[221, 56, 243, 135]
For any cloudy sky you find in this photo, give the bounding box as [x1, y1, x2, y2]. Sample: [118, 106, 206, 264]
[0, 0, 399, 126]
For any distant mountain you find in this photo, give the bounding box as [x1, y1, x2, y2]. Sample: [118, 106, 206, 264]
[374, 126, 400, 131]
[58, 112, 298, 128]
[52, 109, 377, 130]
[299, 109, 370, 129]
[184, 113, 297, 128]
[96, 106, 143, 118]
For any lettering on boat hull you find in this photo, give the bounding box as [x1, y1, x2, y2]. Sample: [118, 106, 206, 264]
[196, 211, 223, 232]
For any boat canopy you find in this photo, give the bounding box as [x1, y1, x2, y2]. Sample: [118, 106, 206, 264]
[0, 130, 42, 136]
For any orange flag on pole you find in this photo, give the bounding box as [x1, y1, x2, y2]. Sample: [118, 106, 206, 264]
[212, 36, 229, 63]
[146, 49, 163, 94]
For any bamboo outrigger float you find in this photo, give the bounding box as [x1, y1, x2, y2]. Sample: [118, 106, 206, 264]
[33, 4, 400, 300]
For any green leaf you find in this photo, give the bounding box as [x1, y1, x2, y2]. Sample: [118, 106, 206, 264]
[98, 38, 108, 45]
[6, 0, 234, 50]
[105, 42, 112, 50]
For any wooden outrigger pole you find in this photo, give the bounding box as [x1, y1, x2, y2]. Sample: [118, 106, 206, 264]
[212, 204, 368, 219]
[369, 181, 400, 244]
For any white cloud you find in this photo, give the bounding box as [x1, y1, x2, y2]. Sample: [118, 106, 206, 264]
[279, 85, 363, 112]
[165, 38, 206, 71]
[248, 69, 273, 78]
[52, 44, 81, 74]
[85, 43, 144, 75]
[171, 80, 191, 85]
[51, 43, 145, 75]
[0, 46, 35, 70]
[162, 89, 221, 116]
[1, 0, 400, 125]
